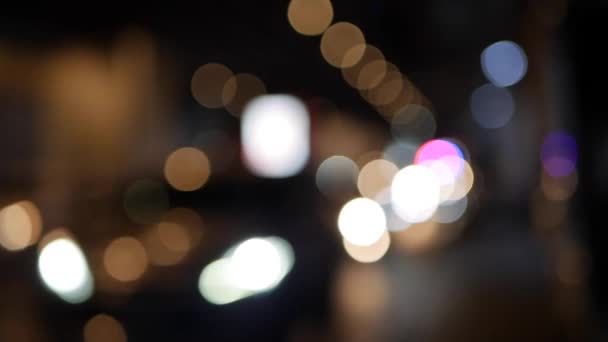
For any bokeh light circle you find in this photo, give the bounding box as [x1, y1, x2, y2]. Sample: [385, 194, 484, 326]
[0, 201, 42, 251]
[470, 84, 515, 129]
[541, 131, 577, 177]
[391, 165, 441, 223]
[191, 63, 234, 108]
[229, 238, 283, 291]
[315, 155, 359, 198]
[338, 197, 387, 246]
[222, 73, 267, 117]
[288, 0, 334, 36]
[83, 314, 127, 342]
[320, 22, 366, 68]
[357, 159, 398, 202]
[341, 45, 385, 89]
[164, 147, 211, 191]
[447, 160, 475, 201]
[103, 237, 148, 283]
[343, 230, 390, 263]
[415, 139, 465, 177]
[481, 40, 528, 87]
[38, 237, 94, 303]
[241, 94, 310, 178]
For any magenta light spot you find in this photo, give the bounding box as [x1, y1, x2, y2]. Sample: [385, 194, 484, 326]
[415, 139, 464, 176]
[541, 131, 577, 177]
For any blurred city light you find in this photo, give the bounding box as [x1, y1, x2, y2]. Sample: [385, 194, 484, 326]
[83, 314, 127, 342]
[198, 236, 294, 305]
[0, 201, 42, 251]
[315, 155, 359, 198]
[191, 63, 235, 108]
[376, 79, 423, 120]
[223, 73, 267, 117]
[145, 215, 193, 267]
[198, 258, 253, 305]
[164, 147, 211, 191]
[420, 160, 457, 202]
[541, 131, 578, 177]
[447, 160, 475, 201]
[365, 64, 404, 106]
[338, 197, 387, 246]
[162, 207, 204, 245]
[470, 83, 515, 129]
[103, 237, 148, 282]
[481, 40, 528, 87]
[157, 222, 190, 254]
[37, 237, 94, 303]
[415, 139, 465, 177]
[357, 159, 398, 203]
[343, 230, 391, 263]
[357, 59, 388, 91]
[229, 238, 285, 291]
[241, 94, 310, 178]
[287, 0, 334, 36]
[341, 45, 385, 90]
[320, 22, 366, 68]
[391, 164, 441, 223]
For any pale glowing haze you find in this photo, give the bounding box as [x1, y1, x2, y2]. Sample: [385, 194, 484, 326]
[164, 147, 211, 191]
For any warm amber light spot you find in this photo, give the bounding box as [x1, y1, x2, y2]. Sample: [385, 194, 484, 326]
[84, 314, 127, 342]
[357, 159, 399, 201]
[103, 237, 148, 282]
[191, 63, 235, 108]
[0, 201, 42, 251]
[341, 45, 385, 89]
[145, 208, 203, 266]
[343, 230, 390, 263]
[222, 73, 266, 117]
[164, 147, 211, 191]
[320, 22, 366, 68]
[366, 68, 404, 106]
[158, 222, 190, 253]
[288, 0, 334, 36]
